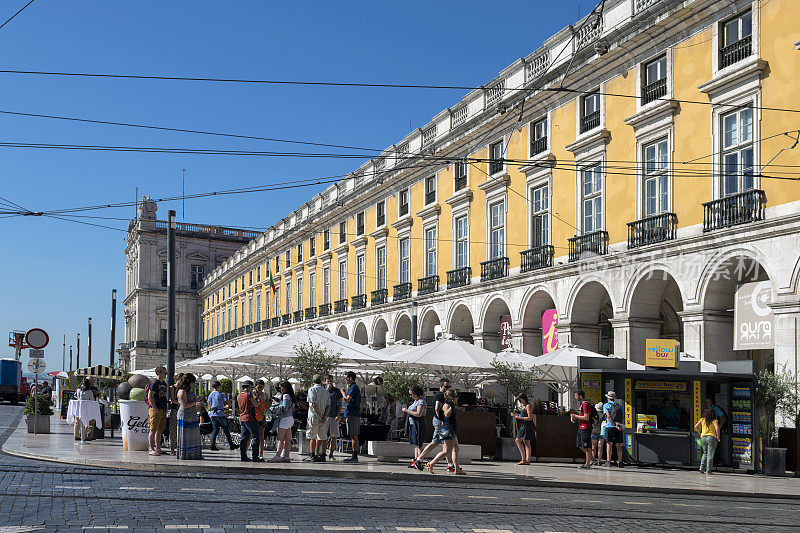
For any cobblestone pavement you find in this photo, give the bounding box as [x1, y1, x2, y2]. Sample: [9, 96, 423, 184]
[1, 405, 797, 532]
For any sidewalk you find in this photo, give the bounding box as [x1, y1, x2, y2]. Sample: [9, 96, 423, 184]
[4, 416, 799, 500]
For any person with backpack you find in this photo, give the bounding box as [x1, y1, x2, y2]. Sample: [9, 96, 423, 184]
[146, 366, 169, 456]
[603, 391, 624, 468]
[570, 389, 594, 469]
[207, 381, 238, 451]
[591, 401, 605, 465]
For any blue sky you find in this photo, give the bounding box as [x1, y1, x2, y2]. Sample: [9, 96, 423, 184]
[0, 1, 595, 372]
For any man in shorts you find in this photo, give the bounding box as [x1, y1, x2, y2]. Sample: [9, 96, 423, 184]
[307, 374, 330, 462]
[324, 374, 343, 460]
[413, 377, 451, 470]
[603, 391, 624, 468]
[570, 389, 593, 469]
[147, 366, 169, 456]
[341, 371, 361, 463]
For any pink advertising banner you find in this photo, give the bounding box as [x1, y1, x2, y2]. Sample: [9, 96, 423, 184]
[500, 315, 513, 351]
[542, 309, 558, 354]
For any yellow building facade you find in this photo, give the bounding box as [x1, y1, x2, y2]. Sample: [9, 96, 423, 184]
[200, 0, 800, 379]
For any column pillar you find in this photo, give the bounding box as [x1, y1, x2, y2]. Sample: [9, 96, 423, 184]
[771, 303, 800, 428]
[612, 317, 663, 364]
[560, 322, 601, 353]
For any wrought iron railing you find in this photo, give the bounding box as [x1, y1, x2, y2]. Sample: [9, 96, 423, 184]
[334, 299, 348, 314]
[399, 203, 409, 217]
[580, 110, 600, 133]
[418, 275, 439, 296]
[261, 319, 270, 330]
[271, 317, 281, 328]
[371, 288, 388, 306]
[702, 189, 765, 232]
[568, 230, 609, 261]
[720, 35, 752, 69]
[393, 282, 412, 301]
[480, 257, 509, 282]
[253, 322, 261, 333]
[446, 267, 471, 289]
[642, 77, 667, 105]
[293, 310, 304, 323]
[530, 136, 548, 156]
[237, 327, 244, 336]
[304, 306, 317, 319]
[520, 245, 554, 272]
[627, 212, 677, 248]
[489, 158, 504, 175]
[454, 174, 467, 191]
[245, 324, 252, 334]
[425, 190, 436, 205]
[281, 313, 291, 326]
[319, 303, 331, 317]
[351, 294, 367, 310]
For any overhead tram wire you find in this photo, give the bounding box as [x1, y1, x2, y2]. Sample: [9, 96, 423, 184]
[0, 0, 36, 32]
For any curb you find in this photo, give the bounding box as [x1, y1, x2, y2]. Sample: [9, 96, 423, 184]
[3, 443, 799, 502]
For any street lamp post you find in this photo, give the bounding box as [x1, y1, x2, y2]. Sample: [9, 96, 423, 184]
[411, 300, 418, 346]
[167, 210, 176, 392]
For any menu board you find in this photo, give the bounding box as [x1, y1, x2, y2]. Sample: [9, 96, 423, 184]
[60, 389, 76, 419]
[731, 385, 754, 466]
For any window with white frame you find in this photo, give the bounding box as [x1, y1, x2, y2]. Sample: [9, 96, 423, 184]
[223, 309, 227, 331]
[297, 243, 303, 263]
[581, 90, 601, 133]
[323, 267, 330, 304]
[248, 294, 253, 324]
[581, 164, 603, 233]
[233, 302, 238, 328]
[489, 201, 505, 259]
[297, 278, 303, 311]
[399, 237, 410, 283]
[455, 215, 469, 268]
[323, 229, 330, 251]
[530, 117, 548, 155]
[425, 176, 436, 205]
[256, 291, 261, 323]
[376, 246, 386, 289]
[424, 227, 437, 276]
[489, 140, 504, 175]
[309, 271, 316, 306]
[240, 300, 244, 327]
[191, 265, 204, 288]
[338, 260, 347, 300]
[720, 10, 752, 69]
[454, 161, 468, 191]
[721, 107, 754, 196]
[264, 287, 270, 318]
[530, 184, 549, 248]
[285, 251, 291, 268]
[642, 55, 667, 105]
[356, 212, 365, 235]
[356, 253, 365, 295]
[309, 236, 315, 257]
[376, 200, 386, 227]
[643, 138, 669, 216]
[285, 280, 291, 313]
[161, 262, 167, 287]
[399, 188, 409, 216]
[275, 287, 280, 316]
[339, 221, 347, 244]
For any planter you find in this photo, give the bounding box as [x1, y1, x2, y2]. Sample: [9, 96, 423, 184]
[763, 447, 787, 476]
[118, 400, 149, 451]
[497, 437, 522, 461]
[25, 414, 50, 434]
[778, 428, 799, 472]
[532, 414, 583, 462]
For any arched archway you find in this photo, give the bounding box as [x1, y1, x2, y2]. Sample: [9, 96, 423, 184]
[353, 322, 368, 346]
[372, 318, 389, 348]
[336, 324, 349, 340]
[395, 314, 412, 343]
[627, 270, 684, 364]
[521, 289, 557, 356]
[481, 297, 512, 353]
[419, 309, 441, 344]
[449, 304, 474, 342]
[568, 280, 614, 355]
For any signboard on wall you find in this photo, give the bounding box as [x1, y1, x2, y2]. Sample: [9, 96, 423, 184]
[541, 309, 558, 354]
[580, 372, 602, 404]
[734, 281, 774, 350]
[645, 339, 680, 368]
[499, 315, 513, 351]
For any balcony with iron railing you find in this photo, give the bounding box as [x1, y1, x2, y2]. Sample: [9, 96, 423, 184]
[334, 299, 348, 314]
[253, 322, 261, 332]
[371, 288, 387, 306]
[393, 282, 412, 301]
[304, 306, 317, 320]
[642, 77, 667, 105]
[281, 313, 291, 326]
[271, 317, 281, 328]
[425, 190, 436, 205]
[399, 203, 409, 217]
[702, 189, 765, 232]
[261, 319, 269, 330]
[480, 257, 509, 282]
[418, 275, 439, 296]
[351, 294, 367, 310]
[319, 303, 331, 317]
[580, 110, 600, 133]
[245, 324, 252, 334]
[520, 245, 554, 272]
[454, 174, 467, 191]
[720, 35, 752, 69]
[237, 327, 244, 336]
[530, 136, 548, 156]
[568, 230, 609, 262]
[627, 212, 677, 248]
[446, 267, 471, 289]
[489, 158, 504, 176]
[293, 310, 304, 323]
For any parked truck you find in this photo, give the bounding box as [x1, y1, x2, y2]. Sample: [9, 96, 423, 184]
[0, 359, 22, 404]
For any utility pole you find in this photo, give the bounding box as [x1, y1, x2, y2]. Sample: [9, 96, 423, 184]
[76, 333, 80, 370]
[88, 318, 92, 367]
[181, 169, 186, 220]
[62, 334, 65, 371]
[69, 346, 73, 371]
[411, 301, 418, 346]
[167, 210, 176, 392]
[109, 289, 117, 368]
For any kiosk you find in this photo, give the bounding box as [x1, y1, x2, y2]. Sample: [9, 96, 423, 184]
[578, 354, 758, 472]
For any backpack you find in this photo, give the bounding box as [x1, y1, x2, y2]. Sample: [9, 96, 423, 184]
[144, 382, 153, 407]
[606, 401, 623, 427]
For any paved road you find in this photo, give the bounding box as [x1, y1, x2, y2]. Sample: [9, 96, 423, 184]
[0, 405, 797, 532]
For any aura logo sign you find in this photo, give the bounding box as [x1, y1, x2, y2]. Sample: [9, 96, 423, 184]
[734, 281, 774, 350]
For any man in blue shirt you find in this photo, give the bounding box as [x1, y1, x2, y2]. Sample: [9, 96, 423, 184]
[659, 398, 680, 429]
[207, 381, 238, 451]
[341, 371, 361, 463]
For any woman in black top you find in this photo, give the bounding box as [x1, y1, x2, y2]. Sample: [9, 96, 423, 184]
[426, 389, 464, 475]
[514, 393, 535, 465]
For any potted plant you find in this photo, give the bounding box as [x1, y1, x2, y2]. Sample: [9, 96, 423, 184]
[755, 365, 798, 476]
[23, 393, 54, 434]
[291, 340, 342, 390]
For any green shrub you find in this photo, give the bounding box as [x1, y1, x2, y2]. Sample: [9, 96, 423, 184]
[23, 394, 54, 416]
[381, 365, 426, 404]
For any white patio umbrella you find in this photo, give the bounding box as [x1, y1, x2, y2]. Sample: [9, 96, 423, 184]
[390, 339, 499, 388]
[530, 345, 607, 393]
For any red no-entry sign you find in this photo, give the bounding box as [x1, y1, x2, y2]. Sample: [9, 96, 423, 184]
[25, 328, 49, 350]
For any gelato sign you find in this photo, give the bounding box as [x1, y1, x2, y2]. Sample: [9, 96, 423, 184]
[645, 339, 679, 368]
[734, 281, 774, 350]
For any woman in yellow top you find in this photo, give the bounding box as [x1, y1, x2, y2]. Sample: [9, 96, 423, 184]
[694, 408, 720, 474]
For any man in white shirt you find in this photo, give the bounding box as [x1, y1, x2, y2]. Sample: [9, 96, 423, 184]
[307, 374, 331, 462]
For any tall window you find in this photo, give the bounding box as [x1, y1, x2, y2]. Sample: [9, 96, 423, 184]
[248, 295, 253, 325]
[323, 229, 330, 251]
[222, 309, 227, 332]
[297, 278, 303, 311]
[531, 117, 548, 155]
[309, 236, 315, 257]
[454, 161, 468, 191]
[424, 227, 437, 276]
[338, 260, 347, 300]
[256, 292, 261, 323]
[309, 271, 316, 307]
[581, 90, 601, 133]
[399, 188, 409, 217]
[643, 139, 669, 216]
[455, 215, 468, 268]
[399, 237, 410, 283]
[339, 221, 347, 244]
[721, 11, 752, 68]
[323, 267, 330, 304]
[356, 254, 366, 295]
[249, 271, 253, 286]
[582, 164, 603, 232]
[161, 262, 167, 287]
[489, 140, 504, 175]
[191, 265, 204, 289]
[356, 212, 365, 235]
[285, 251, 291, 268]
[256, 265, 261, 283]
[642, 55, 667, 104]
[530, 184, 549, 247]
[376, 200, 386, 227]
[285, 280, 291, 313]
[425, 176, 436, 205]
[264, 287, 270, 318]
[376, 246, 386, 289]
[275, 256, 280, 272]
[275, 287, 280, 316]
[489, 201, 505, 259]
[721, 107, 754, 196]
[297, 243, 303, 263]
[234, 302, 238, 328]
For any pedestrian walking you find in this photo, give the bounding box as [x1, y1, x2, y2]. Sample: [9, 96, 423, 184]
[270, 381, 295, 462]
[207, 381, 238, 451]
[570, 389, 593, 469]
[73, 378, 97, 441]
[167, 373, 183, 455]
[414, 377, 451, 469]
[603, 391, 624, 468]
[402, 385, 427, 466]
[426, 388, 463, 475]
[695, 408, 720, 474]
[341, 371, 361, 463]
[254, 380, 268, 459]
[237, 380, 263, 462]
[591, 401, 605, 465]
[147, 366, 169, 456]
[323, 374, 343, 460]
[175, 373, 203, 460]
[306, 374, 331, 462]
[514, 393, 534, 465]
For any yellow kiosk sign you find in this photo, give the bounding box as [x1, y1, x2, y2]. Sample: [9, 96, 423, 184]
[645, 339, 679, 368]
